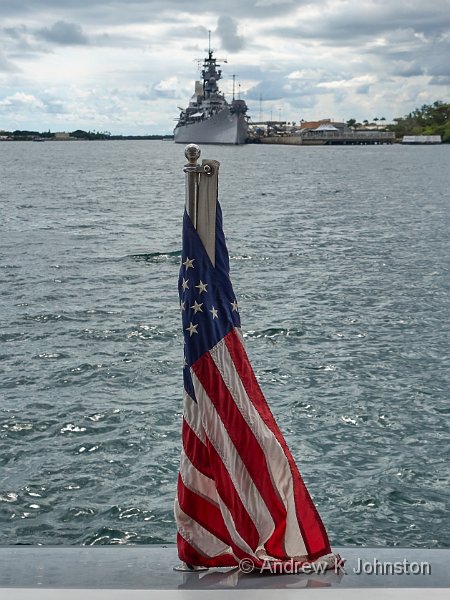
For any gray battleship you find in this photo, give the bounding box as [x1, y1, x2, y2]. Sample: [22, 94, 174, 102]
[174, 47, 249, 145]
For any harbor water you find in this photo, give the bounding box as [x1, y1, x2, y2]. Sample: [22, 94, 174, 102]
[0, 141, 449, 548]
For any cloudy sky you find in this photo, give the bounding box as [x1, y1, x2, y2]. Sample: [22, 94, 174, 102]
[1, 0, 449, 134]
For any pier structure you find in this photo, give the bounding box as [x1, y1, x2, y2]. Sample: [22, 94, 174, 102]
[248, 119, 395, 145]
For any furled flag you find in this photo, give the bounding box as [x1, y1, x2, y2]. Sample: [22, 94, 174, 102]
[175, 201, 337, 570]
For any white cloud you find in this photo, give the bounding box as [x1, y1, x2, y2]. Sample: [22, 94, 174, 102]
[153, 76, 184, 98]
[0, 92, 45, 109]
[317, 76, 377, 90]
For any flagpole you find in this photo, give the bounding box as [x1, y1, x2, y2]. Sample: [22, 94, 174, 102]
[184, 144, 201, 229]
[184, 144, 220, 266]
[175, 144, 221, 573]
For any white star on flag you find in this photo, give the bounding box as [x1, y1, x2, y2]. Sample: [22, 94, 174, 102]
[191, 301, 203, 314]
[183, 257, 195, 270]
[195, 280, 208, 294]
[210, 306, 218, 319]
[185, 322, 198, 337]
[182, 278, 189, 291]
[230, 299, 239, 312]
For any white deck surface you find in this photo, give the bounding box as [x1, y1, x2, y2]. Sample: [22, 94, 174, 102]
[0, 545, 448, 599]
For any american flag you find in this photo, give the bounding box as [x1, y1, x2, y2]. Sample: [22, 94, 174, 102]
[175, 202, 335, 569]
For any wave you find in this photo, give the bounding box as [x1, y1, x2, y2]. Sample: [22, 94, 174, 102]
[128, 250, 181, 263]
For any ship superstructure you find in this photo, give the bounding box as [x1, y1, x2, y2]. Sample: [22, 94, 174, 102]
[174, 45, 249, 145]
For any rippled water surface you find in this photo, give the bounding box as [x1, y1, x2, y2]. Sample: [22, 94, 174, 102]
[1, 140, 449, 548]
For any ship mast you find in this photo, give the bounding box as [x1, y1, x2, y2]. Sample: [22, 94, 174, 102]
[202, 31, 223, 99]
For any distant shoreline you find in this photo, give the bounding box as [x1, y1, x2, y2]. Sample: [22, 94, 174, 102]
[0, 133, 174, 142]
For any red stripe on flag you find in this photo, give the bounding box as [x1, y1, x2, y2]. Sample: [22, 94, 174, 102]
[192, 352, 288, 559]
[178, 474, 232, 546]
[205, 436, 260, 551]
[182, 409, 261, 552]
[178, 476, 254, 563]
[177, 533, 238, 567]
[224, 328, 332, 559]
[182, 418, 213, 480]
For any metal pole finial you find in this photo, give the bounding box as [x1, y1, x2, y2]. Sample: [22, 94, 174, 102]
[184, 145, 200, 229]
[183, 144, 219, 266]
[184, 144, 201, 164]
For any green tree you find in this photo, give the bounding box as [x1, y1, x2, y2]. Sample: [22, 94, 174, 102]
[390, 100, 450, 140]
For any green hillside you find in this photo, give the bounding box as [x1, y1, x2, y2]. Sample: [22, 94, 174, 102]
[390, 101, 450, 141]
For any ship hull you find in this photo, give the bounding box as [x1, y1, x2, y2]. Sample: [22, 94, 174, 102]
[174, 108, 248, 145]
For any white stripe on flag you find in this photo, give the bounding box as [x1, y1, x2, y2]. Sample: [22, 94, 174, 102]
[235, 327, 245, 346]
[183, 390, 206, 444]
[179, 449, 219, 507]
[179, 450, 254, 555]
[175, 502, 232, 558]
[210, 334, 308, 558]
[192, 369, 276, 547]
[215, 496, 255, 556]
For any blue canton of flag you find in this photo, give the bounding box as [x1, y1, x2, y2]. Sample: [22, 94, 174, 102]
[179, 205, 240, 401]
